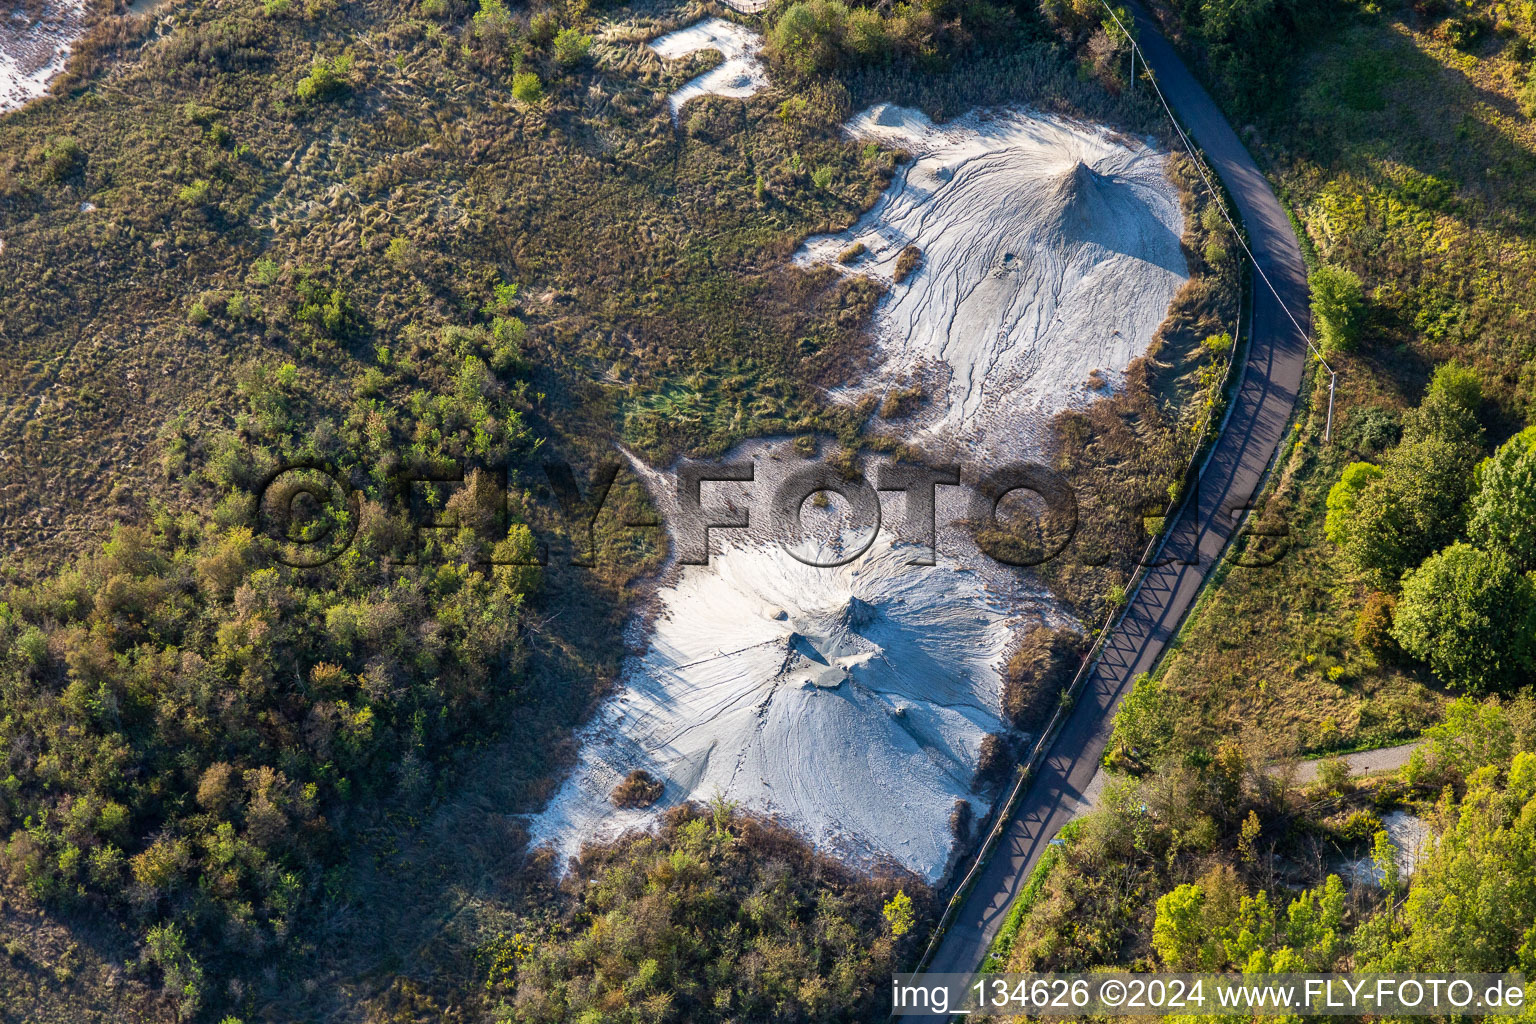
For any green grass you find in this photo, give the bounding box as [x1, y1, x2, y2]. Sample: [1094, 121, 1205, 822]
[978, 820, 1076, 972]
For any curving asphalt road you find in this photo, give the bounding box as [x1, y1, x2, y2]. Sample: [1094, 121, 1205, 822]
[907, 3, 1312, 1002]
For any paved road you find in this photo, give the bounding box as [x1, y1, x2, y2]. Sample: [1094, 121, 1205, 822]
[909, 4, 1312, 999]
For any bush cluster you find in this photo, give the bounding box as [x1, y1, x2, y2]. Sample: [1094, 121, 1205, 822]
[0, 292, 540, 998]
[501, 803, 926, 1023]
[1326, 362, 1536, 691]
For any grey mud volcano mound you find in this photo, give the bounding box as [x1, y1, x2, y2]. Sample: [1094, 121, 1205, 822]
[798, 105, 1189, 460]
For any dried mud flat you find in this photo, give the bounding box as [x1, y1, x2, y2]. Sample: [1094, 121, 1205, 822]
[648, 18, 767, 123]
[1, 0, 86, 115]
[531, 441, 1072, 881]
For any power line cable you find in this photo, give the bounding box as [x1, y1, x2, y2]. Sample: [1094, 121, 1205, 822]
[1097, 0, 1337, 438]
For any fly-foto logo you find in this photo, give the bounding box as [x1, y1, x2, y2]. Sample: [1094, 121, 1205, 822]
[251, 454, 1289, 571]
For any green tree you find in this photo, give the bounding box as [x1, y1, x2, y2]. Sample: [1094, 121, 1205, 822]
[1468, 426, 1536, 570]
[1372, 829, 1399, 896]
[843, 7, 891, 60]
[1334, 473, 1414, 588]
[1328, 364, 1484, 587]
[1388, 434, 1480, 557]
[1284, 874, 1345, 969]
[1364, 753, 1536, 972]
[146, 923, 204, 1020]
[1402, 360, 1483, 448]
[1310, 265, 1366, 353]
[1392, 543, 1536, 692]
[552, 27, 592, 67]
[1153, 883, 1208, 969]
[1404, 694, 1536, 791]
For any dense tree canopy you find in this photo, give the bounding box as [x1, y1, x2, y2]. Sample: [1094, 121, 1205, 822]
[1327, 362, 1485, 588]
[1392, 543, 1536, 693]
[1469, 426, 1536, 571]
[0, 309, 541, 1008]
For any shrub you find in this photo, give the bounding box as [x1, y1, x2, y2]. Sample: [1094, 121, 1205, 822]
[177, 179, 213, 206]
[1201, 331, 1233, 356]
[146, 923, 204, 1018]
[295, 54, 355, 102]
[1324, 461, 1383, 547]
[505, 807, 916, 1021]
[1342, 404, 1400, 454]
[1315, 756, 1351, 794]
[385, 236, 414, 270]
[1443, 14, 1488, 49]
[511, 71, 543, 104]
[40, 136, 86, 183]
[610, 769, 665, 809]
[838, 242, 866, 264]
[770, 0, 849, 75]
[878, 383, 922, 419]
[12, 626, 48, 668]
[975, 732, 1014, 789]
[552, 27, 592, 67]
[1310, 264, 1366, 353]
[1003, 625, 1082, 729]
[893, 245, 922, 283]
[1340, 810, 1383, 843]
[527, 9, 558, 46]
[250, 257, 281, 286]
[883, 889, 915, 936]
[1353, 591, 1397, 656]
[844, 7, 892, 60]
[949, 799, 973, 840]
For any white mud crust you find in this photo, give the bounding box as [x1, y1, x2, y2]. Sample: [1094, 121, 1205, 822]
[648, 18, 767, 124]
[531, 441, 1071, 881]
[1, 0, 86, 115]
[797, 104, 1189, 462]
[1341, 810, 1434, 886]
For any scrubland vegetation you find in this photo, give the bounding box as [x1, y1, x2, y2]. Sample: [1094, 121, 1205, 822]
[1000, 694, 1536, 986]
[501, 803, 925, 1023]
[1122, 0, 1536, 761]
[0, 0, 1217, 1016]
[1008, 0, 1536, 996]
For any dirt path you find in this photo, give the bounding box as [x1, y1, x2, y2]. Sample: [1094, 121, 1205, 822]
[907, 1, 1312, 997]
[1290, 742, 1422, 783]
[1066, 740, 1424, 820]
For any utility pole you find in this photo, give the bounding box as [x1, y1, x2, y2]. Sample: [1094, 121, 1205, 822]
[1325, 370, 1336, 441]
